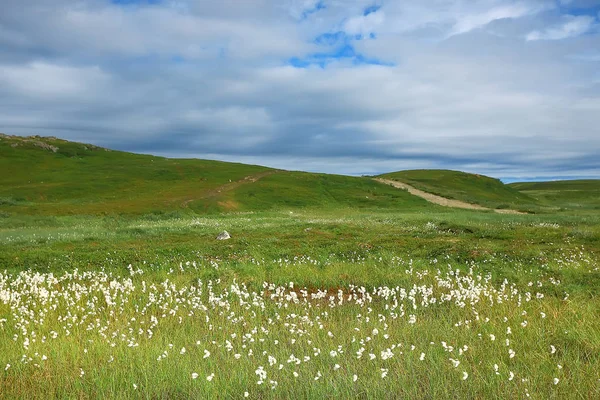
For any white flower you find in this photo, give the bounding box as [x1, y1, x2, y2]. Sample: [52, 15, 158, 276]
[244, 392, 249, 398]
[420, 352, 425, 361]
[462, 371, 469, 380]
[550, 345, 556, 354]
[353, 374, 358, 382]
[207, 373, 214, 381]
[133, 384, 138, 390]
[509, 371, 515, 381]
[191, 372, 199, 379]
[553, 378, 559, 385]
[203, 349, 211, 359]
[509, 349, 515, 359]
[334, 364, 341, 370]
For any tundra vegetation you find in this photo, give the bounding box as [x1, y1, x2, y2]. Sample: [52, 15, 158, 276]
[0, 135, 599, 398]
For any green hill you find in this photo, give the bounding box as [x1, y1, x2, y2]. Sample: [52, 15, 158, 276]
[509, 180, 600, 211]
[0, 134, 429, 215]
[377, 169, 538, 211]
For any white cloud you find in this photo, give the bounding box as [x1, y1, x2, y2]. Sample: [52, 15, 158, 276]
[0, 62, 110, 99]
[0, 0, 598, 178]
[448, 3, 544, 37]
[526, 15, 596, 40]
[343, 9, 385, 37]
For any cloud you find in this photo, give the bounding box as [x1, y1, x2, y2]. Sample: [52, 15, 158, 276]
[0, 0, 598, 179]
[526, 15, 596, 40]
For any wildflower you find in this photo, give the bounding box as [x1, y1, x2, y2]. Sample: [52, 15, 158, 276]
[509, 371, 515, 381]
[203, 349, 211, 359]
[334, 364, 341, 370]
[550, 345, 556, 354]
[353, 374, 358, 382]
[192, 372, 199, 379]
[509, 349, 516, 359]
[180, 347, 186, 355]
[207, 373, 214, 381]
[244, 392, 249, 398]
[419, 352, 425, 361]
[462, 371, 469, 380]
[133, 384, 138, 390]
[553, 378, 559, 385]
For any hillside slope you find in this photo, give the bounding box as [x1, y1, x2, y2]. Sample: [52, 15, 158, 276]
[378, 169, 538, 211]
[509, 180, 600, 211]
[0, 134, 430, 215]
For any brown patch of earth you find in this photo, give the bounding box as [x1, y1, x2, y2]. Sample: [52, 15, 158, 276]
[374, 178, 527, 215]
[182, 170, 279, 208]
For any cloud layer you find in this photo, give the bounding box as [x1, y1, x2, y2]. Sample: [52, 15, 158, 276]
[1, 0, 599, 179]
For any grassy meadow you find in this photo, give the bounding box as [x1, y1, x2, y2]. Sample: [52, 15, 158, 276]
[1, 134, 599, 398]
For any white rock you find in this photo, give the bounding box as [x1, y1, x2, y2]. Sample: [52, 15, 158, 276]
[216, 231, 231, 240]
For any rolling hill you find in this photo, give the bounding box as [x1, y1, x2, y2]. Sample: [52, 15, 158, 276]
[509, 180, 600, 211]
[0, 134, 429, 215]
[377, 169, 539, 211]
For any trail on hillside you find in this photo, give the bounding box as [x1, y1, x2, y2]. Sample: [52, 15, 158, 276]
[374, 178, 526, 214]
[182, 171, 279, 208]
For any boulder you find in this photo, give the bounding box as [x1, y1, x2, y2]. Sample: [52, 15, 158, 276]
[216, 231, 231, 240]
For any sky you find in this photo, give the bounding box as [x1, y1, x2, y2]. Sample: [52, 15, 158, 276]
[1, 0, 599, 180]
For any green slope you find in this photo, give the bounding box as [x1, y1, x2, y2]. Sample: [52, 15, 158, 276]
[378, 169, 538, 211]
[0, 134, 430, 215]
[509, 180, 600, 211]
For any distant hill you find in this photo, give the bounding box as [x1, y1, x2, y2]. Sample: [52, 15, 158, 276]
[509, 180, 600, 211]
[377, 169, 538, 211]
[0, 134, 429, 215]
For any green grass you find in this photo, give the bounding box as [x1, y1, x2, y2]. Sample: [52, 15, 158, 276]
[378, 169, 539, 211]
[0, 134, 431, 216]
[0, 210, 599, 398]
[510, 180, 600, 212]
[1, 134, 599, 398]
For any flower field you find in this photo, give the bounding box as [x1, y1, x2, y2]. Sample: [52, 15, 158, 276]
[1, 238, 599, 398]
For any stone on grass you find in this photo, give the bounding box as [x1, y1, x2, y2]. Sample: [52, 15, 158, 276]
[216, 231, 231, 240]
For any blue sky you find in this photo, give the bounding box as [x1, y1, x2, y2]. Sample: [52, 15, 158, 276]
[0, 0, 599, 180]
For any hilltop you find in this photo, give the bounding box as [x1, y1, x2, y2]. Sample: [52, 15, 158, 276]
[377, 169, 538, 212]
[509, 180, 600, 211]
[0, 134, 429, 215]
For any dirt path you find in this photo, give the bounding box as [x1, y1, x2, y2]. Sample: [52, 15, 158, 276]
[374, 178, 525, 214]
[182, 170, 279, 207]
